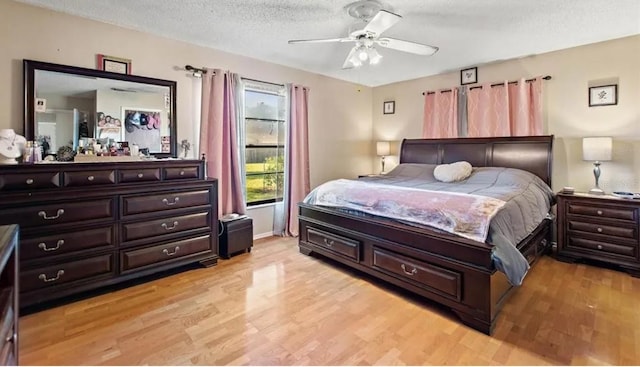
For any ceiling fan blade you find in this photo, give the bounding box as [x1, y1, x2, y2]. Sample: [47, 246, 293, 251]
[376, 37, 439, 55]
[363, 10, 401, 36]
[288, 37, 353, 44]
[342, 47, 359, 69]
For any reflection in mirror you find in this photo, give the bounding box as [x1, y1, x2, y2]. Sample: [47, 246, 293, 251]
[24, 60, 177, 158]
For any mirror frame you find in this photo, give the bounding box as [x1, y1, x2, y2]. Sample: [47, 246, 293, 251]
[23, 59, 178, 158]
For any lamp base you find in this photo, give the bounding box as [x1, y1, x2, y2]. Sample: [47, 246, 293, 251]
[588, 187, 605, 195]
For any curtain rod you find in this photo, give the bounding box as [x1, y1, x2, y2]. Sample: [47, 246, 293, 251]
[185, 65, 209, 75]
[422, 75, 552, 96]
[242, 77, 285, 88]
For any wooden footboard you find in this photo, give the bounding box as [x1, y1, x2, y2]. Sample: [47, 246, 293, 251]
[298, 203, 552, 335]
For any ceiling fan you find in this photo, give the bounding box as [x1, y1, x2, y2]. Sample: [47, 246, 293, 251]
[288, 0, 439, 69]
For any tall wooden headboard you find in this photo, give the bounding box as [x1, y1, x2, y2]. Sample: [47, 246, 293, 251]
[399, 135, 554, 186]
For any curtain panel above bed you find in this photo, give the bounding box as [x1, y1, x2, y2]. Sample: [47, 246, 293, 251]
[423, 77, 543, 138]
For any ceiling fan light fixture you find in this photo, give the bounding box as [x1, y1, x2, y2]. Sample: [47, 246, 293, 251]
[358, 49, 369, 61]
[368, 47, 382, 64]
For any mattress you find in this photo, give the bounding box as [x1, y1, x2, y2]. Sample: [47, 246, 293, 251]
[303, 163, 554, 285]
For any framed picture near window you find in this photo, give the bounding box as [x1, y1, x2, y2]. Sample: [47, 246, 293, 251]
[460, 67, 478, 85]
[589, 84, 617, 107]
[97, 54, 132, 74]
[383, 101, 395, 114]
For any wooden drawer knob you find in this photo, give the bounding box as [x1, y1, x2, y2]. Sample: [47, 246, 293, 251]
[597, 228, 603, 233]
[137, 173, 144, 178]
[597, 245, 603, 250]
[87, 175, 95, 181]
[597, 210, 603, 215]
[26, 178, 34, 184]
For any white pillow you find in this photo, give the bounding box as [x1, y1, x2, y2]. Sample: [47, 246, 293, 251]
[433, 161, 473, 182]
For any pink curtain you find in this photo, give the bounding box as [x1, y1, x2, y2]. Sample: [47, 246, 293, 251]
[509, 78, 543, 135]
[199, 69, 245, 217]
[467, 78, 543, 137]
[422, 89, 458, 138]
[283, 84, 310, 237]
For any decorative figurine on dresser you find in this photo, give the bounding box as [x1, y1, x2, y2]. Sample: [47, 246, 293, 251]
[556, 192, 640, 277]
[0, 59, 220, 310]
[0, 129, 26, 164]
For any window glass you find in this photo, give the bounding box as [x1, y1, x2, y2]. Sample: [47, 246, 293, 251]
[243, 84, 286, 206]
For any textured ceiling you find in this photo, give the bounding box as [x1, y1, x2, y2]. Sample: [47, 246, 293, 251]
[15, 0, 640, 87]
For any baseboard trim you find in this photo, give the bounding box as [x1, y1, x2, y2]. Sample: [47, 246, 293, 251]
[254, 232, 274, 240]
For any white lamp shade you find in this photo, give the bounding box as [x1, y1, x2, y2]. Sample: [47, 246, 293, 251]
[582, 137, 612, 161]
[376, 141, 390, 156]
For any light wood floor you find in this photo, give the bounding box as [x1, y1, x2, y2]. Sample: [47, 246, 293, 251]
[19, 236, 640, 365]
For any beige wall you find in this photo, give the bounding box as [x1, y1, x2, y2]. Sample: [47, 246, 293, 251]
[373, 35, 640, 192]
[0, 0, 373, 237]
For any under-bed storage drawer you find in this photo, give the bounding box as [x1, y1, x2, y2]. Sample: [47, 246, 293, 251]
[306, 227, 360, 261]
[372, 247, 462, 301]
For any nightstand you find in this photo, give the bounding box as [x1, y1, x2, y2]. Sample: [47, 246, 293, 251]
[219, 217, 253, 259]
[556, 192, 640, 277]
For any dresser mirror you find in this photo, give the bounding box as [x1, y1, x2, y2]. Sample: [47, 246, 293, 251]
[24, 59, 177, 158]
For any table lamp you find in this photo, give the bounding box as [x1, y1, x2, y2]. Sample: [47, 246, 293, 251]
[376, 141, 390, 173]
[582, 137, 612, 195]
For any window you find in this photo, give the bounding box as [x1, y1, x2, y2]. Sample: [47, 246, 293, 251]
[243, 81, 286, 206]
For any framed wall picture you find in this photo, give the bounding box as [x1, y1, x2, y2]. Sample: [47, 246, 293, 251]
[460, 67, 478, 85]
[589, 84, 617, 107]
[383, 101, 395, 114]
[97, 54, 132, 74]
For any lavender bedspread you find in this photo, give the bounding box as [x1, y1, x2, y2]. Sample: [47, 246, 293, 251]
[303, 164, 554, 285]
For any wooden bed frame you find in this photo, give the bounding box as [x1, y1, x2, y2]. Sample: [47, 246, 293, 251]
[298, 135, 554, 335]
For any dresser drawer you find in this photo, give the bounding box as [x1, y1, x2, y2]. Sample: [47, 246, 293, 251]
[0, 171, 59, 191]
[121, 189, 211, 216]
[0, 198, 114, 227]
[567, 203, 636, 221]
[121, 211, 211, 242]
[568, 220, 636, 241]
[372, 247, 462, 301]
[567, 237, 636, 259]
[119, 168, 161, 183]
[163, 165, 200, 180]
[307, 227, 360, 261]
[21, 225, 115, 261]
[20, 254, 115, 292]
[63, 169, 116, 187]
[121, 235, 212, 272]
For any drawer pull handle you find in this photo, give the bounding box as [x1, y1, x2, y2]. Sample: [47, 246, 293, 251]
[597, 228, 603, 233]
[38, 239, 64, 251]
[323, 238, 334, 247]
[38, 209, 64, 220]
[597, 210, 603, 215]
[401, 264, 418, 276]
[137, 173, 144, 178]
[597, 245, 603, 250]
[5, 332, 16, 343]
[163, 246, 180, 256]
[26, 178, 34, 185]
[161, 221, 179, 230]
[162, 197, 180, 206]
[179, 170, 185, 176]
[38, 270, 64, 282]
[87, 175, 95, 181]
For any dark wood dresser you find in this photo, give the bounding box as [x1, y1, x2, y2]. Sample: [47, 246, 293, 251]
[557, 192, 640, 276]
[0, 160, 218, 308]
[0, 225, 18, 366]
